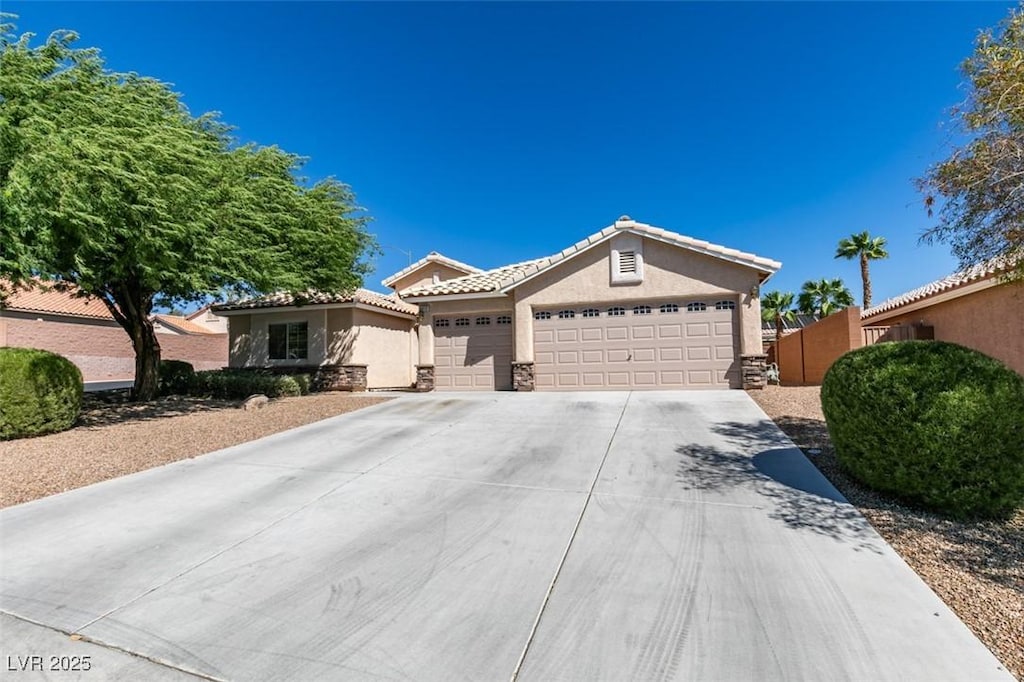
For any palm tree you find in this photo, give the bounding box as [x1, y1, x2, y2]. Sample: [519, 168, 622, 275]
[760, 290, 797, 346]
[798, 278, 854, 317]
[835, 231, 889, 308]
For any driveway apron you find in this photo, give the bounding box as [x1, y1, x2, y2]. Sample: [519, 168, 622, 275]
[0, 392, 1011, 681]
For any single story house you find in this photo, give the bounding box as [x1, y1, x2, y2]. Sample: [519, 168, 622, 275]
[861, 258, 1023, 375]
[214, 217, 781, 391]
[1, 283, 228, 381]
[152, 313, 224, 336]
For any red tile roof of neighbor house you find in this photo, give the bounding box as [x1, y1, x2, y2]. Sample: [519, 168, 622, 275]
[861, 257, 1017, 319]
[398, 217, 782, 299]
[212, 288, 419, 316]
[0, 281, 115, 320]
[152, 314, 222, 335]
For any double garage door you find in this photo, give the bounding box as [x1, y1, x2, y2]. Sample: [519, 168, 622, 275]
[433, 299, 738, 391]
[533, 299, 739, 390]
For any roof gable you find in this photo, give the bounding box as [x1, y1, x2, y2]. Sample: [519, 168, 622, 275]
[399, 217, 781, 299]
[381, 252, 481, 289]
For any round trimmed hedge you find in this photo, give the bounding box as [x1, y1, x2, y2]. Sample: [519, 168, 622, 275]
[821, 341, 1024, 519]
[0, 347, 84, 440]
[158, 359, 196, 396]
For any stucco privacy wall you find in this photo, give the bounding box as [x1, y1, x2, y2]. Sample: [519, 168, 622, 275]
[511, 236, 763, 363]
[348, 308, 417, 388]
[418, 297, 515, 365]
[388, 263, 474, 294]
[2, 313, 227, 381]
[775, 307, 864, 385]
[866, 283, 1024, 375]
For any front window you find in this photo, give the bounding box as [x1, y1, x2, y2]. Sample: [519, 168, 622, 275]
[268, 322, 308, 360]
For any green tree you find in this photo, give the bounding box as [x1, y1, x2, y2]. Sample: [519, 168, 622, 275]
[0, 24, 377, 400]
[797, 278, 854, 317]
[918, 3, 1024, 280]
[760, 290, 797, 349]
[835, 231, 888, 308]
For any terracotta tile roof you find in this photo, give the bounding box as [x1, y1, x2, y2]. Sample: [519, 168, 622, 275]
[399, 258, 551, 297]
[212, 288, 418, 316]
[381, 252, 481, 288]
[400, 217, 781, 298]
[0, 281, 115, 320]
[861, 257, 1014, 319]
[152, 314, 221, 335]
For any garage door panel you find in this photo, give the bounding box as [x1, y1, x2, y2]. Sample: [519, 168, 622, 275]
[533, 301, 738, 391]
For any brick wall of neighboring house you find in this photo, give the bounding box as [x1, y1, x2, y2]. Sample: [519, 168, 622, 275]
[865, 282, 1024, 376]
[1, 313, 228, 381]
[774, 307, 863, 385]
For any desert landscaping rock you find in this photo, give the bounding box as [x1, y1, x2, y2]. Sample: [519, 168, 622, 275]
[241, 393, 270, 411]
[749, 385, 1024, 681]
[0, 392, 389, 508]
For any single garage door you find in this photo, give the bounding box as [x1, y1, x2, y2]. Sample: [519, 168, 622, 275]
[434, 313, 514, 390]
[533, 299, 739, 390]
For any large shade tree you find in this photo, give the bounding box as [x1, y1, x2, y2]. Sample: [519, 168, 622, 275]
[797, 278, 854, 317]
[835, 231, 888, 308]
[918, 3, 1024, 280]
[0, 24, 377, 400]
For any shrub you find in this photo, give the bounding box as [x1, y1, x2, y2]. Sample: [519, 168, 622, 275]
[191, 369, 307, 400]
[0, 347, 83, 440]
[821, 341, 1024, 519]
[158, 360, 196, 396]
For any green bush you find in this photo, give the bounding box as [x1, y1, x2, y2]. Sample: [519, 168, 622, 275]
[0, 347, 84, 440]
[158, 360, 196, 396]
[821, 341, 1024, 519]
[191, 369, 309, 400]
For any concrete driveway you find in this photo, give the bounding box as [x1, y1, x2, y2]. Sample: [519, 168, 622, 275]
[0, 392, 1011, 681]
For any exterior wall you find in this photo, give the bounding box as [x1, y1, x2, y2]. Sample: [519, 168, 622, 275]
[775, 307, 863, 385]
[230, 308, 330, 368]
[511, 237, 762, 362]
[864, 283, 1024, 375]
[1, 312, 227, 381]
[348, 308, 416, 388]
[188, 308, 229, 334]
[389, 263, 474, 294]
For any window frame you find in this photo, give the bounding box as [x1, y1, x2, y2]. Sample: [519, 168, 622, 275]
[268, 321, 309, 361]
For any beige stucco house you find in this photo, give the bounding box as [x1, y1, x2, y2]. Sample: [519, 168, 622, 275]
[214, 217, 781, 391]
[861, 258, 1023, 376]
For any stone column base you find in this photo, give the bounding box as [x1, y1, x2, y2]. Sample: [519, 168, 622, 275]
[314, 364, 368, 392]
[512, 362, 535, 392]
[741, 354, 767, 390]
[415, 365, 435, 392]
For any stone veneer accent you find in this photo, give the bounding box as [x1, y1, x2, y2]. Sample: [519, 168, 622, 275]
[740, 354, 767, 390]
[313, 364, 368, 392]
[512, 362, 535, 392]
[415, 364, 435, 392]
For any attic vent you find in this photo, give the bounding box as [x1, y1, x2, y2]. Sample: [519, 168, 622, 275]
[619, 251, 637, 274]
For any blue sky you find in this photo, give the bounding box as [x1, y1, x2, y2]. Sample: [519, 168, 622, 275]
[7, 1, 1016, 304]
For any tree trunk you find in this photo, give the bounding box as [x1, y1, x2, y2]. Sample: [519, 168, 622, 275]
[861, 254, 872, 308]
[128, 318, 162, 402]
[99, 284, 161, 402]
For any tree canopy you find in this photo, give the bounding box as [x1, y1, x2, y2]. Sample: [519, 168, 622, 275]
[797, 278, 854, 318]
[0, 22, 377, 399]
[918, 3, 1024, 280]
[835, 231, 888, 308]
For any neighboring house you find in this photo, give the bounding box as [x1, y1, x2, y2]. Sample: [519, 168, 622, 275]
[861, 259, 1023, 375]
[761, 313, 818, 347]
[214, 216, 781, 392]
[186, 305, 229, 334]
[0, 283, 228, 382]
[152, 314, 224, 336]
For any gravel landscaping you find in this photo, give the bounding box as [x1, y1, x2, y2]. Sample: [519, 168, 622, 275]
[750, 385, 1024, 681]
[0, 391, 390, 509]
